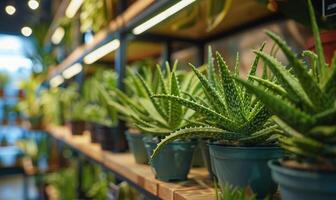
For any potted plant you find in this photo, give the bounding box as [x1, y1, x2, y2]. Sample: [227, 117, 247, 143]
[98, 66, 154, 163]
[0, 72, 9, 97]
[237, 1, 336, 199]
[152, 48, 283, 198]
[17, 76, 44, 130]
[40, 88, 63, 126]
[84, 69, 127, 152]
[100, 63, 201, 181]
[59, 83, 86, 135]
[263, 0, 336, 63]
[68, 100, 87, 136]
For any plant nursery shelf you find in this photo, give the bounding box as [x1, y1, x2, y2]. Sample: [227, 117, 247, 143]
[46, 125, 215, 200]
[48, 0, 277, 79]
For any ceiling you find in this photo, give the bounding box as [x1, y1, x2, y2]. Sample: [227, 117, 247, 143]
[0, 0, 52, 35]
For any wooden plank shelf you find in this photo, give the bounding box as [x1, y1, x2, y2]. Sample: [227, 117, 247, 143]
[46, 125, 215, 200]
[47, 0, 279, 79]
[48, 0, 156, 79]
[150, 0, 273, 40]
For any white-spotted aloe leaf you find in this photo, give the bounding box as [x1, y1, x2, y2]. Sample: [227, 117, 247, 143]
[151, 126, 245, 159]
[266, 31, 329, 111]
[235, 78, 315, 132]
[238, 125, 279, 144]
[254, 50, 315, 112]
[153, 94, 238, 130]
[137, 74, 168, 119]
[216, 52, 246, 121]
[189, 63, 227, 114]
[169, 72, 183, 128]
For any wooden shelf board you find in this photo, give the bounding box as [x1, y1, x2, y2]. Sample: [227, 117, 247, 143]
[48, 0, 276, 78]
[48, 0, 155, 78]
[46, 125, 214, 200]
[101, 41, 162, 63]
[150, 0, 272, 40]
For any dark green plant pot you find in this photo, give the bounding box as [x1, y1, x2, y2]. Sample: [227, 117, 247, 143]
[269, 160, 336, 200]
[209, 144, 283, 199]
[87, 122, 101, 143]
[28, 115, 43, 130]
[192, 141, 205, 167]
[199, 140, 214, 179]
[95, 123, 128, 152]
[69, 120, 85, 135]
[125, 131, 148, 164]
[143, 136, 196, 182]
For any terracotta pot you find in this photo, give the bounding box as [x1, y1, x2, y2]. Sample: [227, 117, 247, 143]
[307, 30, 336, 64]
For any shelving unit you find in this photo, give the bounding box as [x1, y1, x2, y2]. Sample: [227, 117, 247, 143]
[46, 125, 214, 200]
[41, 1, 285, 199]
[47, 0, 281, 79]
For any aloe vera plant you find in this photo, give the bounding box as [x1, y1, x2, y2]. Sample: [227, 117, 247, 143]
[99, 62, 201, 135]
[237, 0, 336, 169]
[151, 47, 281, 158]
[216, 183, 258, 200]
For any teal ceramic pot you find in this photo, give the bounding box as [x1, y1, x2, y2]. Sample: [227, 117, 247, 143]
[269, 160, 336, 200]
[209, 144, 283, 199]
[125, 131, 148, 164]
[143, 136, 196, 182]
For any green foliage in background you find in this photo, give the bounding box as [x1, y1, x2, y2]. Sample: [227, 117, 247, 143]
[59, 83, 79, 121]
[82, 162, 115, 200]
[16, 132, 49, 164]
[40, 88, 62, 125]
[99, 62, 202, 135]
[80, 0, 108, 33]
[237, 0, 336, 170]
[17, 76, 44, 125]
[30, 23, 56, 74]
[46, 163, 77, 200]
[0, 72, 9, 88]
[83, 69, 118, 126]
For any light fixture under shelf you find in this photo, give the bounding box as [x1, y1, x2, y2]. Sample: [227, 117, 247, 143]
[51, 27, 65, 45]
[83, 39, 120, 64]
[132, 0, 196, 35]
[50, 75, 64, 88]
[62, 63, 83, 79]
[65, 0, 83, 18]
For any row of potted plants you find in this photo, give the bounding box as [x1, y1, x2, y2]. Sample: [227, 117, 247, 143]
[18, 0, 335, 199]
[96, 0, 335, 199]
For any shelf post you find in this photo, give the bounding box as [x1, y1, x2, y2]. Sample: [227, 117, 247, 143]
[196, 43, 205, 66]
[162, 41, 172, 67]
[114, 0, 128, 141]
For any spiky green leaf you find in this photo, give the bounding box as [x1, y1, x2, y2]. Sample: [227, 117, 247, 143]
[266, 31, 329, 110]
[153, 94, 238, 130]
[216, 52, 246, 121]
[236, 78, 315, 132]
